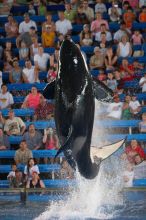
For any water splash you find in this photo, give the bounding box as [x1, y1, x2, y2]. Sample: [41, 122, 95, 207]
[35, 155, 125, 220]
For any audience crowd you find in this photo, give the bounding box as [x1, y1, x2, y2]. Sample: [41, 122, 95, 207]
[0, 0, 146, 188]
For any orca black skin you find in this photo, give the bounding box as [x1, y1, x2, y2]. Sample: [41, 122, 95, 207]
[54, 39, 102, 179]
[43, 40, 124, 179]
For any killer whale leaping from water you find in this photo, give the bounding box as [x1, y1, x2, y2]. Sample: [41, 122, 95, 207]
[43, 39, 125, 179]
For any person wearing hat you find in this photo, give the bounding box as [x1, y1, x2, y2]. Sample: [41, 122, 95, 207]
[89, 46, 105, 70]
[16, 25, 37, 48]
[19, 13, 37, 34]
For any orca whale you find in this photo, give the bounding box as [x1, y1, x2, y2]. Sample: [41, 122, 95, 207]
[43, 40, 125, 179]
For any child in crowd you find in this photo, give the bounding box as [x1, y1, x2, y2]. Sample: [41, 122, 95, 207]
[7, 163, 24, 188]
[129, 94, 141, 119]
[106, 72, 117, 92]
[60, 160, 74, 179]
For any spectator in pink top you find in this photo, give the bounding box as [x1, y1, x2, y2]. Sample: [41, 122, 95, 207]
[131, 30, 144, 45]
[21, 86, 41, 109]
[91, 12, 109, 35]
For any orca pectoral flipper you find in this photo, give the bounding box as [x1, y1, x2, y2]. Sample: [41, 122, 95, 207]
[90, 139, 126, 163]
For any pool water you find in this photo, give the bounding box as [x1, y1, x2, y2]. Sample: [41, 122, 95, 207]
[0, 197, 146, 220]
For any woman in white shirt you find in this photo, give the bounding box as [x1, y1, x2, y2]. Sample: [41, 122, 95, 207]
[117, 35, 132, 58]
[24, 158, 40, 181]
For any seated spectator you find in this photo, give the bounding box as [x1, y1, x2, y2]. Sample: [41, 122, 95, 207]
[55, 33, 64, 48]
[95, 0, 107, 15]
[64, 2, 77, 23]
[0, 128, 10, 150]
[16, 26, 37, 48]
[14, 140, 33, 165]
[42, 13, 56, 33]
[43, 128, 59, 150]
[4, 42, 13, 61]
[123, 162, 134, 187]
[89, 47, 105, 70]
[28, 3, 36, 16]
[95, 23, 112, 44]
[95, 32, 111, 54]
[47, 66, 57, 83]
[5, 13, 19, 38]
[91, 12, 109, 35]
[7, 164, 24, 188]
[34, 95, 54, 121]
[123, 7, 135, 29]
[106, 72, 117, 92]
[139, 73, 146, 93]
[123, 0, 139, 11]
[30, 37, 39, 60]
[119, 59, 134, 82]
[23, 124, 43, 150]
[125, 139, 145, 164]
[106, 95, 123, 119]
[113, 22, 131, 44]
[0, 112, 5, 129]
[108, 1, 122, 22]
[19, 41, 30, 61]
[96, 69, 107, 83]
[43, 128, 59, 164]
[41, 24, 56, 48]
[75, 4, 89, 24]
[21, 86, 41, 109]
[133, 155, 146, 179]
[133, 60, 144, 74]
[0, 0, 11, 16]
[55, 11, 72, 36]
[0, 84, 14, 109]
[19, 13, 37, 34]
[131, 30, 144, 45]
[117, 35, 132, 58]
[4, 109, 26, 136]
[60, 160, 74, 179]
[26, 171, 45, 188]
[139, 112, 146, 133]
[82, 0, 94, 22]
[34, 45, 50, 71]
[22, 60, 39, 84]
[121, 95, 132, 120]
[105, 47, 117, 71]
[9, 58, 23, 84]
[37, 0, 47, 16]
[49, 47, 60, 72]
[24, 158, 40, 182]
[79, 24, 93, 46]
[139, 6, 146, 23]
[129, 94, 141, 119]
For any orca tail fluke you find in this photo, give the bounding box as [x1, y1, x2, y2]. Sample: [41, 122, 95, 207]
[90, 138, 126, 163]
